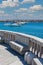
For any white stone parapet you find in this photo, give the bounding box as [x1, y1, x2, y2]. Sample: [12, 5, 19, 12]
[9, 41, 28, 55]
[0, 30, 43, 58]
[24, 52, 36, 65]
[32, 58, 42, 65]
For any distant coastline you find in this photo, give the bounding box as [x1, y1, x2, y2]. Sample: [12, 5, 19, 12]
[0, 20, 43, 22]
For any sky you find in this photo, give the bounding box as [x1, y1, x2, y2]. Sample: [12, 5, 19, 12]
[0, 0, 43, 20]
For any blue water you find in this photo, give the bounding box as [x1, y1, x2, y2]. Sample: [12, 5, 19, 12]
[0, 22, 43, 39]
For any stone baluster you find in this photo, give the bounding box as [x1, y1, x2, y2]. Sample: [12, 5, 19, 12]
[37, 44, 41, 58]
[4, 33, 7, 43]
[11, 34, 13, 41]
[40, 46, 43, 58]
[29, 39, 33, 52]
[12, 35, 14, 41]
[9, 34, 10, 41]
[32, 42, 35, 53]
[10, 34, 11, 41]
[12, 35, 15, 41]
[11, 34, 12, 40]
[33, 43, 36, 54]
[34, 43, 38, 56]
[10, 34, 12, 41]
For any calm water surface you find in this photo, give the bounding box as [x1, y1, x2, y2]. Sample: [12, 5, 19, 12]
[0, 22, 43, 39]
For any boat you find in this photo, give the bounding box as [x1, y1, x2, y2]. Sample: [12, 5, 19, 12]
[4, 22, 27, 27]
[4, 23, 11, 26]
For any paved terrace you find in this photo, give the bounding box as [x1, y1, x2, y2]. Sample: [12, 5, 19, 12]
[0, 43, 28, 65]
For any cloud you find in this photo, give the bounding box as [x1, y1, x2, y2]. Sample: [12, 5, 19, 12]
[13, 0, 19, 3]
[0, 10, 4, 14]
[0, 10, 9, 16]
[22, 0, 35, 4]
[15, 8, 27, 12]
[13, 12, 33, 20]
[1, 14, 9, 16]
[29, 5, 43, 11]
[0, 0, 19, 8]
[14, 5, 43, 14]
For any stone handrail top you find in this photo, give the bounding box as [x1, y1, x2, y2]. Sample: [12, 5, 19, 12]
[0, 30, 43, 46]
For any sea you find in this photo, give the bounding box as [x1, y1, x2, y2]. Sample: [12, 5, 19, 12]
[0, 21, 43, 39]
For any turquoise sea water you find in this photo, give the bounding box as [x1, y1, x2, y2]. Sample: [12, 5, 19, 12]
[0, 22, 43, 39]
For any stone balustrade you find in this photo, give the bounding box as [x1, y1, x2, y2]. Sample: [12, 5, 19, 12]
[0, 30, 43, 58]
[32, 58, 42, 65]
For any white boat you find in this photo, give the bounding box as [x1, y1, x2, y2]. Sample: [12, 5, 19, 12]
[11, 22, 22, 26]
[4, 23, 11, 26]
[12, 22, 27, 26]
[4, 22, 27, 26]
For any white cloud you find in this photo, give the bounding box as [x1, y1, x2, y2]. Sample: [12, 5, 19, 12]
[13, 0, 19, 3]
[22, 0, 35, 4]
[0, 10, 4, 14]
[0, 0, 19, 8]
[0, 13, 9, 16]
[0, 10, 9, 16]
[15, 8, 27, 12]
[15, 5, 43, 13]
[13, 12, 33, 20]
[20, 8, 27, 11]
[29, 5, 43, 11]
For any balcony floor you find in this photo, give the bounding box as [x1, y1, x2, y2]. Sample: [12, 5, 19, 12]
[0, 43, 28, 65]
